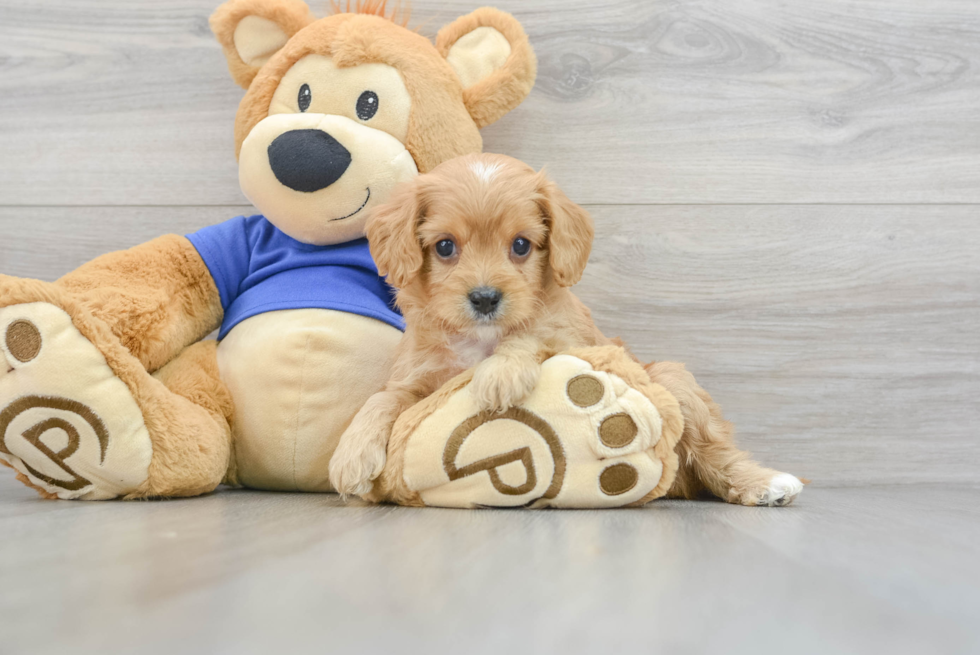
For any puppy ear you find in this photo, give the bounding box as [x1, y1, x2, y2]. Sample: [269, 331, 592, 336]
[536, 171, 594, 287]
[210, 0, 316, 89]
[436, 8, 537, 129]
[366, 180, 427, 289]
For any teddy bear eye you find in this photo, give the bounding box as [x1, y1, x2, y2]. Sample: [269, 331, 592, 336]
[298, 84, 312, 112]
[356, 91, 379, 121]
[512, 237, 531, 257]
[435, 239, 456, 259]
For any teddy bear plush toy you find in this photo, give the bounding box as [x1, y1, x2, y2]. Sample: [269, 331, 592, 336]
[0, 0, 684, 507]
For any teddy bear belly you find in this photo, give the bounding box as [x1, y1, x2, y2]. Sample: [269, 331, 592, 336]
[216, 308, 402, 492]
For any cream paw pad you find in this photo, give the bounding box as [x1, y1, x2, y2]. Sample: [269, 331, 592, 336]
[0, 303, 153, 500]
[374, 346, 684, 509]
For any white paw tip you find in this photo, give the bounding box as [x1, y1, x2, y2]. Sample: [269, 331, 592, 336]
[337, 483, 372, 500]
[765, 473, 803, 506]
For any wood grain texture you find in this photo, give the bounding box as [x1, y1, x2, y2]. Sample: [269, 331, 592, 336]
[1, 0, 979, 205]
[3, 204, 978, 485]
[575, 205, 980, 486]
[1, 484, 979, 654]
[0, 205, 253, 279]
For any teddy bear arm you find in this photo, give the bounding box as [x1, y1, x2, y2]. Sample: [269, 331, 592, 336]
[55, 234, 223, 372]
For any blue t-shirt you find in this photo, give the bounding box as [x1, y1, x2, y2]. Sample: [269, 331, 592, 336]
[186, 215, 404, 339]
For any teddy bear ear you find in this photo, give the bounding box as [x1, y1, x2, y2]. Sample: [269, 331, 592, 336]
[210, 0, 316, 89]
[436, 7, 537, 129]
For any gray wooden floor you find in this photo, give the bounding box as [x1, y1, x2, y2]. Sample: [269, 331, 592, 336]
[1, 0, 979, 651]
[1, 482, 979, 654]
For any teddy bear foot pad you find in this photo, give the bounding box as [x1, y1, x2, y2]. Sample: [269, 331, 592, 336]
[0, 303, 152, 499]
[401, 355, 671, 509]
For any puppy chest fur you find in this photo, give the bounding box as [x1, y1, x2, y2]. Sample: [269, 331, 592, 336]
[448, 327, 501, 370]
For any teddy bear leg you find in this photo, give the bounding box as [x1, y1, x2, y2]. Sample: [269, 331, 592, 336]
[645, 361, 804, 507]
[147, 340, 234, 496]
[53, 234, 222, 373]
[375, 347, 686, 509]
[0, 282, 229, 499]
[0, 296, 155, 499]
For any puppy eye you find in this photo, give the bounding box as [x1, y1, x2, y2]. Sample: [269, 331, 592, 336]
[356, 91, 379, 120]
[298, 84, 312, 112]
[511, 237, 531, 257]
[435, 239, 456, 259]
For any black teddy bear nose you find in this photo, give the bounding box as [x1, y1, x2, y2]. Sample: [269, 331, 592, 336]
[267, 129, 352, 193]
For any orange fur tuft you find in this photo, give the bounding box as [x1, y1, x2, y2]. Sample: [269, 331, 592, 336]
[329, 0, 411, 27]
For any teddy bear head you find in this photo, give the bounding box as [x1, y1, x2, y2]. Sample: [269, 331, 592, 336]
[210, 0, 536, 245]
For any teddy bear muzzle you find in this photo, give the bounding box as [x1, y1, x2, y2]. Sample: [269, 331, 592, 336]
[238, 112, 418, 247]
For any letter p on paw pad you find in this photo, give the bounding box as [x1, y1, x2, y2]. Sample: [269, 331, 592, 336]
[391, 350, 682, 509]
[0, 303, 153, 500]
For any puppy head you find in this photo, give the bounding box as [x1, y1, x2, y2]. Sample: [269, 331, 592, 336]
[367, 153, 593, 335]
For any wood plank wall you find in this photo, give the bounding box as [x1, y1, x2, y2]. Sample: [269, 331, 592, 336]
[1, 0, 978, 484]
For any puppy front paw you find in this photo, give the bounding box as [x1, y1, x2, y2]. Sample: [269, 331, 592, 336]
[329, 436, 388, 499]
[470, 355, 540, 412]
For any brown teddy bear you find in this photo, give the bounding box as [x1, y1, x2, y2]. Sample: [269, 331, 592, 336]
[0, 0, 539, 500]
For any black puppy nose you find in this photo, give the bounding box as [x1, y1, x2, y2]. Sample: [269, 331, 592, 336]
[468, 287, 503, 316]
[267, 129, 352, 193]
